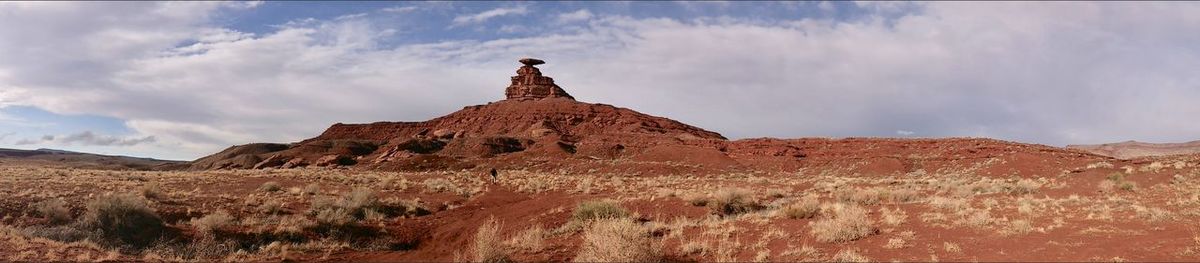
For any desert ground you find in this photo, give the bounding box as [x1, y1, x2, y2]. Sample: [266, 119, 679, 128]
[3, 151, 1200, 262]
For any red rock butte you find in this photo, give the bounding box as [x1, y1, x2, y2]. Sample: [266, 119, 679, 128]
[192, 58, 1105, 176]
[505, 58, 574, 101]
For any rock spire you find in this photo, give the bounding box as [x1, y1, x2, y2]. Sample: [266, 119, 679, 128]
[505, 58, 574, 100]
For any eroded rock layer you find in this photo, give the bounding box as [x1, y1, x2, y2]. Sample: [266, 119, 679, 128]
[192, 58, 1109, 175]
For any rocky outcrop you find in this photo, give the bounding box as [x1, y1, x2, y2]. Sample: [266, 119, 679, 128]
[1068, 140, 1200, 159]
[504, 58, 574, 101]
[191, 58, 1113, 176]
[192, 58, 734, 171]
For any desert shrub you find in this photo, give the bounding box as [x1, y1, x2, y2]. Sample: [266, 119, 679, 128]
[473, 218, 510, 263]
[154, 237, 239, 260]
[572, 200, 630, 222]
[79, 194, 165, 247]
[927, 196, 969, 211]
[303, 183, 320, 195]
[682, 193, 708, 206]
[1118, 181, 1138, 191]
[780, 196, 821, 219]
[259, 181, 283, 192]
[886, 188, 921, 203]
[944, 242, 962, 253]
[1134, 206, 1172, 222]
[679, 241, 708, 255]
[190, 210, 235, 234]
[506, 225, 546, 251]
[960, 210, 991, 227]
[850, 189, 882, 205]
[831, 249, 870, 262]
[1100, 173, 1137, 193]
[709, 188, 761, 216]
[384, 198, 431, 218]
[1010, 179, 1040, 194]
[883, 238, 906, 249]
[1010, 219, 1033, 234]
[18, 225, 95, 243]
[274, 214, 316, 236]
[1098, 180, 1116, 193]
[765, 189, 787, 199]
[33, 199, 71, 224]
[810, 204, 876, 243]
[423, 178, 460, 193]
[880, 207, 907, 226]
[574, 218, 661, 262]
[141, 183, 166, 199]
[258, 200, 284, 215]
[309, 188, 379, 230]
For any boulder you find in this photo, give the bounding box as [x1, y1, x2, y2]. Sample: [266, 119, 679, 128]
[314, 154, 356, 167]
[252, 154, 286, 169]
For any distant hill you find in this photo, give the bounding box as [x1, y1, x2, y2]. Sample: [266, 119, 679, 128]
[191, 58, 1099, 177]
[1067, 140, 1200, 159]
[0, 148, 186, 170]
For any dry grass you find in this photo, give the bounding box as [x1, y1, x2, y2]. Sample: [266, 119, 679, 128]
[679, 241, 708, 255]
[33, 199, 71, 224]
[1010, 219, 1034, 234]
[472, 217, 510, 263]
[506, 225, 546, 252]
[883, 238, 906, 249]
[880, 207, 907, 226]
[831, 248, 870, 262]
[780, 246, 822, 261]
[709, 188, 761, 216]
[79, 194, 165, 246]
[574, 218, 661, 262]
[810, 203, 877, 243]
[190, 210, 235, 234]
[303, 183, 320, 195]
[683, 193, 708, 206]
[1134, 206, 1172, 222]
[944, 242, 961, 253]
[259, 181, 283, 192]
[780, 196, 821, 219]
[141, 183, 166, 199]
[572, 200, 629, 222]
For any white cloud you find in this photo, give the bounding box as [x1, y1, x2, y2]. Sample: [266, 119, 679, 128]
[451, 6, 528, 27]
[556, 9, 593, 23]
[381, 6, 418, 13]
[5, 2, 1200, 160]
[59, 131, 155, 146]
[13, 131, 153, 146]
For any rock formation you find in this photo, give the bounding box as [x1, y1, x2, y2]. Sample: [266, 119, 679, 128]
[1068, 140, 1200, 159]
[504, 58, 574, 100]
[191, 58, 1103, 176]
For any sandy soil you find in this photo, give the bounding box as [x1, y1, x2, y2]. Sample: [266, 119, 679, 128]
[2, 148, 1200, 262]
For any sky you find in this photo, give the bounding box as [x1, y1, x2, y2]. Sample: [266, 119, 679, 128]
[2, 1, 1200, 160]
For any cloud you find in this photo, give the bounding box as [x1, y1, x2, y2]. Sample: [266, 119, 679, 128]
[381, 6, 417, 13]
[451, 6, 528, 26]
[59, 131, 156, 146]
[0, 132, 13, 142]
[5, 2, 1200, 160]
[14, 135, 52, 145]
[14, 131, 154, 146]
[556, 9, 593, 23]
